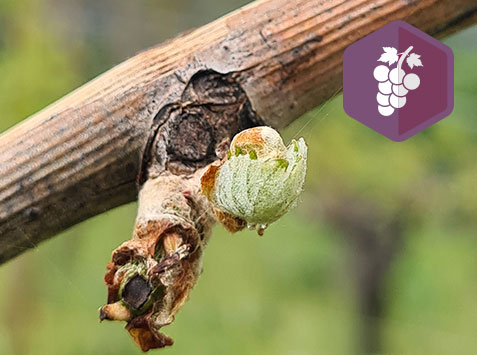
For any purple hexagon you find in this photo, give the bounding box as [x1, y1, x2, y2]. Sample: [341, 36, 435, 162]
[343, 20, 454, 141]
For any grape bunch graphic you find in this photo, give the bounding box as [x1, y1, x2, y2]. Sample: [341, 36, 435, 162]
[373, 46, 423, 116]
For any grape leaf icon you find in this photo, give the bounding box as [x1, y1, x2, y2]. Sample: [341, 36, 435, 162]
[406, 53, 423, 69]
[377, 47, 399, 65]
[373, 45, 424, 117]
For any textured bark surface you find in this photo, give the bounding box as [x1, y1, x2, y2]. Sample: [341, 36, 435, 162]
[0, 0, 476, 263]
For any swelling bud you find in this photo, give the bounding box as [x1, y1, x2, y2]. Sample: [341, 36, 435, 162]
[201, 126, 307, 235]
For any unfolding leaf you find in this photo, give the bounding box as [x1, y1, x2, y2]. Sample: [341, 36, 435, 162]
[377, 47, 398, 65]
[406, 53, 423, 69]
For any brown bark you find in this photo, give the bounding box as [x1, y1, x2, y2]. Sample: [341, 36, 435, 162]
[0, 0, 476, 263]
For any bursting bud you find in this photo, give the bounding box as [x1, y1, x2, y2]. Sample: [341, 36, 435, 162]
[201, 126, 307, 235]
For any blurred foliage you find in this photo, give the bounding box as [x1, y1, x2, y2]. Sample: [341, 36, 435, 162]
[0, 0, 477, 354]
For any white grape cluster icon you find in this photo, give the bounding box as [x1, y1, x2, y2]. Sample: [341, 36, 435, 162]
[373, 45, 423, 116]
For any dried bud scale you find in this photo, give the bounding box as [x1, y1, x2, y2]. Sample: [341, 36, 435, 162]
[100, 170, 215, 351]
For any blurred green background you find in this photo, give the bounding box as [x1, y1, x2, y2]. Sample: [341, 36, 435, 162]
[1, 0, 476, 354]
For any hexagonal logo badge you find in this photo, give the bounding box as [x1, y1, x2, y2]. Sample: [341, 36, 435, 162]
[343, 20, 454, 141]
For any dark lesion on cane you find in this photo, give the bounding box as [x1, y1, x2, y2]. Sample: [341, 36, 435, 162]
[138, 69, 262, 183]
